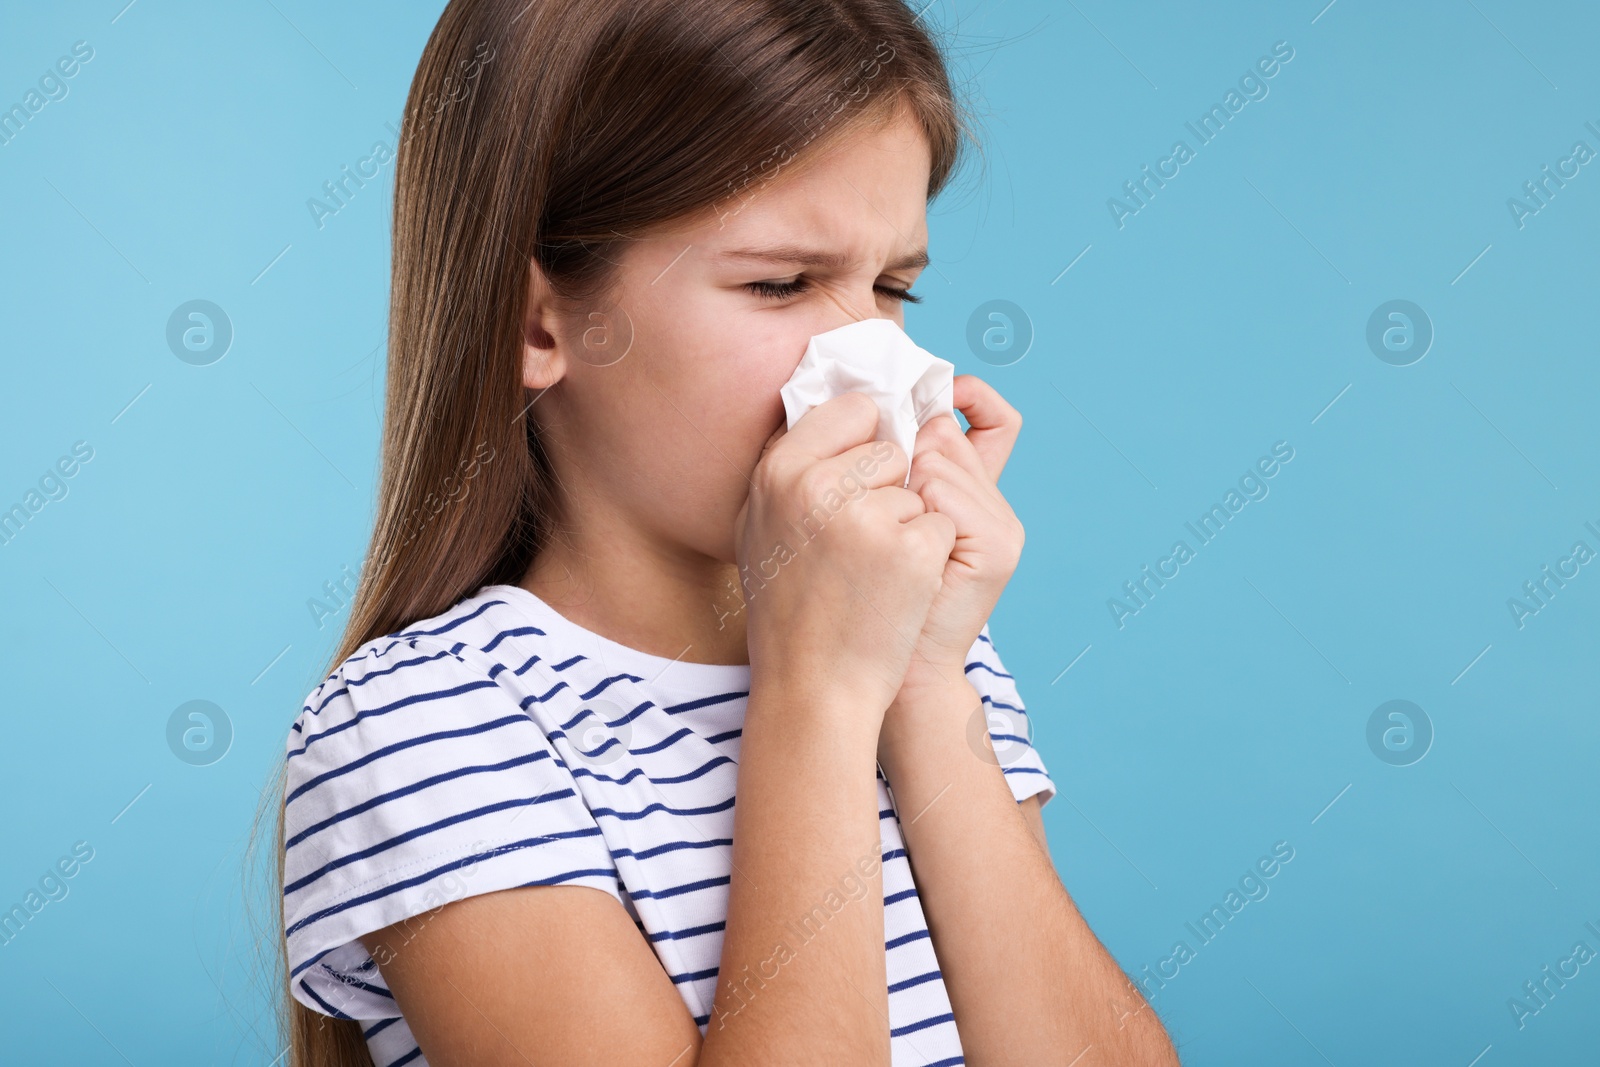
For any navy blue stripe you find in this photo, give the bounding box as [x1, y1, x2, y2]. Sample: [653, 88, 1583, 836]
[573, 734, 626, 763]
[320, 963, 395, 1001]
[557, 698, 643, 733]
[289, 678, 502, 760]
[334, 632, 447, 677]
[629, 726, 697, 756]
[670, 966, 721, 985]
[347, 649, 453, 690]
[645, 753, 733, 787]
[580, 673, 642, 700]
[570, 763, 648, 787]
[519, 679, 574, 708]
[980, 694, 1027, 715]
[887, 927, 931, 951]
[481, 626, 545, 654]
[662, 690, 748, 715]
[311, 684, 350, 718]
[589, 794, 736, 823]
[611, 699, 664, 729]
[631, 874, 730, 901]
[289, 842, 618, 969]
[572, 751, 732, 793]
[286, 714, 528, 805]
[363, 1017, 398, 1038]
[892, 1010, 956, 1037]
[299, 978, 356, 1020]
[507, 651, 542, 676]
[965, 661, 1013, 680]
[645, 919, 726, 943]
[386, 1045, 424, 1066]
[888, 968, 943, 994]
[508, 865, 620, 893]
[286, 794, 595, 895]
[614, 837, 734, 863]
[286, 750, 553, 850]
[398, 598, 501, 637]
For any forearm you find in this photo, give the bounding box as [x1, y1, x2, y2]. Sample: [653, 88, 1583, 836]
[700, 678, 892, 1066]
[877, 681, 1179, 1066]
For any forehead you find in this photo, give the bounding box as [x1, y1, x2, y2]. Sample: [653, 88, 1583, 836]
[678, 110, 932, 265]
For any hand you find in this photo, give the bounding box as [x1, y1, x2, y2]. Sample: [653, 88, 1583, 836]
[886, 375, 1024, 704]
[734, 391, 956, 730]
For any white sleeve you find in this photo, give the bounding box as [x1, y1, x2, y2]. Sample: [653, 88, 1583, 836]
[282, 636, 624, 1021]
[966, 623, 1057, 809]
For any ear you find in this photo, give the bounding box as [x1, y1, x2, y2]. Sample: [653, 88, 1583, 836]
[522, 259, 568, 390]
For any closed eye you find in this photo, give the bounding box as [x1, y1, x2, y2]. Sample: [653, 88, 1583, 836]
[744, 277, 922, 304]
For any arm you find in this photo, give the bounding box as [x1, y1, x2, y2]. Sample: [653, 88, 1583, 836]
[1019, 792, 1049, 854]
[359, 885, 702, 1065]
[359, 678, 893, 1066]
[877, 678, 1181, 1067]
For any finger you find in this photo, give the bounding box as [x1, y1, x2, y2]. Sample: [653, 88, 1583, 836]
[777, 390, 881, 465]
[866, 484, 929, 525]
[950, 375, 1021, 482]
[911, 409, 988, 486]
[915, 474, 999, 550]
[903, 507, 958, 557]
[829, 437, 910, 492]
[764, 418, 788, 449]
[910, 448, 1006, 528]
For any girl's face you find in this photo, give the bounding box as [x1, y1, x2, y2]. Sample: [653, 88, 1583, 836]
[524, 105, 934, 566]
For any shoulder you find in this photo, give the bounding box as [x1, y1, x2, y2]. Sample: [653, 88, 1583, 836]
[285, 588, 561, 757]
[281, 586, 604, 832]
[280, 587, 627, 1020]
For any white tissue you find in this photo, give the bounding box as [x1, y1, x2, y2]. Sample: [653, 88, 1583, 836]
[779, 318, 956, 487]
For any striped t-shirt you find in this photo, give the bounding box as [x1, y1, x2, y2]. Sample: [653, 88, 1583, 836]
[283, 583, 1056, 1067]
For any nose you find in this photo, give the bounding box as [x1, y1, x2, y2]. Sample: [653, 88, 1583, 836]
[817, 284, 892, 331]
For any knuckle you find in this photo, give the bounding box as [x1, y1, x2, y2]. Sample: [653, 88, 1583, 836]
[755, 445, 793, 483]
[919, 512, 956, 550]
[795, 465, 835, 502]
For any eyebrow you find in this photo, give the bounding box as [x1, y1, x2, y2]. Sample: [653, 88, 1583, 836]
[716, 244, 930, 272]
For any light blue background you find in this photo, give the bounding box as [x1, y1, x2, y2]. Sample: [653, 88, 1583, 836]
[2, 1, 1596, 1063]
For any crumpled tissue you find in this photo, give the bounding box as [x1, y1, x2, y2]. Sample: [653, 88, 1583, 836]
[778, 318, 956, 487]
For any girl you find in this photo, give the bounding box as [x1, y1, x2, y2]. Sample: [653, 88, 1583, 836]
[259, 0, 1182, 1064]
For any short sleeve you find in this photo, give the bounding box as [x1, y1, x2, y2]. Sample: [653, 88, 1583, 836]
[966, 623, 1057, 809]
[282, 635, 624, 1022]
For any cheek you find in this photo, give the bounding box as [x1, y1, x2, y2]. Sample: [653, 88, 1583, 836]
[661, 312, 804, 463]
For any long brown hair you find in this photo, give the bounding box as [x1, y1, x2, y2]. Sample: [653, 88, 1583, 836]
[248, 0, 978, 1061]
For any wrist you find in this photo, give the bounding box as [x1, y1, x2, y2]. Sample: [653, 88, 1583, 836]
[876, 677, 984, 778]
[747, 670, 887, 751]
